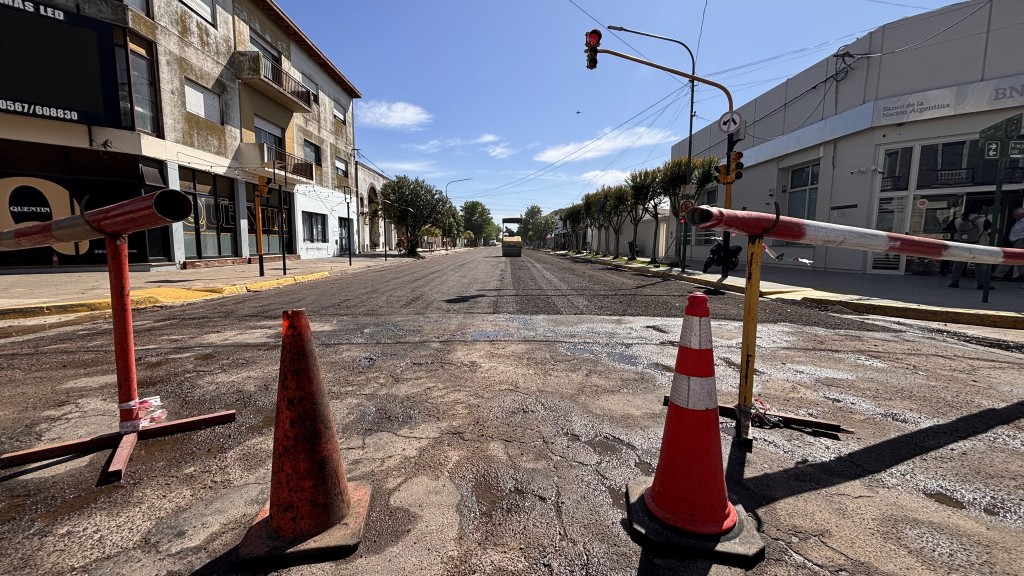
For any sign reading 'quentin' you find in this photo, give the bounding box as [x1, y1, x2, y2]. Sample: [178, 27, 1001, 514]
[0, 0, 122, 128]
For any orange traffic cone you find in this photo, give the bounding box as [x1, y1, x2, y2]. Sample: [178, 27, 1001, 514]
[238, 309, 371, 564]
[625, 292, 763, 567]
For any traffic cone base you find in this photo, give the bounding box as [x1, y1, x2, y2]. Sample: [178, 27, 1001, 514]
[626, 477, 764, 568]
[237, 481, 371, 563]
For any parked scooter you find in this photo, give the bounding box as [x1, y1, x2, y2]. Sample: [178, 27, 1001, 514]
[702, 236, 742, 273]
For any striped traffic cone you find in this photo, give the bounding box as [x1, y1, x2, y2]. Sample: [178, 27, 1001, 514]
[625, 292, 764, 567]
[238, 309, 371, 564]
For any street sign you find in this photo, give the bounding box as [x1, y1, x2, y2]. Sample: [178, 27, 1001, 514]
[985, 141, 1001, 159]
[718, 111, 743, 134]
[680, 200, 694, 213]
[916, 198, 928, 208]
[1010, 140, 1024, 158]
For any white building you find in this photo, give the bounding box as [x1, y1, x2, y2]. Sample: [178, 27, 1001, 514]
[670, 0, 1024, 275]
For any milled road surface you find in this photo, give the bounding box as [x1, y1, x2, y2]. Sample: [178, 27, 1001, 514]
[1, 247, 1022, 576]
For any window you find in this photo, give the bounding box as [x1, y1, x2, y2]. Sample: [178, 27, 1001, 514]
[333, 101, 346, 124]
[787, 163, 819, 221]
[128, 35, 157, 133]
[335, 157, 348, 177]
[250, 33, 280, 63]
[179, 168, 238, 260]
[881, 146, 912, 192]
[302, 211, 328, 243]
[184, 79, 222, 124]
[124, 0, 149, 15]
[301, 73, 319, 105]
[303, 140, 322, 166]
[180, 0, 214, 23]
[254, 115, 284, 150]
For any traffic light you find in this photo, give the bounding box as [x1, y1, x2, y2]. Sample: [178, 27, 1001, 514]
[713, 163, 731, 185]
[585, 29, 601, 70]
[728, 151, 744, 181]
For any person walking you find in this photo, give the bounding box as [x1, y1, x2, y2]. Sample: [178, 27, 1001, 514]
[947, 208, 992, 289]
[993, 207, 1024, 281]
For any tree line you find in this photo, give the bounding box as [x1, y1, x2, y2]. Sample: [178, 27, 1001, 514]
[381, 155, 717, 261]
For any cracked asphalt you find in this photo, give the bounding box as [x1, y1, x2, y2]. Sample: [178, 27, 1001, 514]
[1, 247, 1022, 575]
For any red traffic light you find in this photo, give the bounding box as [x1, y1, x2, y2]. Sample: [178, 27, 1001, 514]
[586, 29, 602, 47]
[729, 151, 743, 163]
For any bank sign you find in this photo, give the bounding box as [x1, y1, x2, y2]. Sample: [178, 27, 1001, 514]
[873, 73, 1024, 127]
[0, 1, 122, 128]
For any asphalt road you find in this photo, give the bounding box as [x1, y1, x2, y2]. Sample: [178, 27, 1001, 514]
[1, 247, 1022, 576]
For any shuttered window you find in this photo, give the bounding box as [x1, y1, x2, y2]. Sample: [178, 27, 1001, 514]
[180, 0, 213, 23]
[184, 79, 222, 124]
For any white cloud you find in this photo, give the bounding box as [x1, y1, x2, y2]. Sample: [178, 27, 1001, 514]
[486, 143, 515, 159]
[581, 169, 629, 187]
[474, 134, 500, 144]
[533, 127, 678, 163]
[377, 160, 435, 173]
[358, 100, 433, 130]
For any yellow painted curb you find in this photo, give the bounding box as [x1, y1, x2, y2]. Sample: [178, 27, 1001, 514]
[800, 295, 1024, 330]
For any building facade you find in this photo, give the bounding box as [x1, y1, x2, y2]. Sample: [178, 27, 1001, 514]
[0, 0, 361, 268]
[670, 0, 1024, 274]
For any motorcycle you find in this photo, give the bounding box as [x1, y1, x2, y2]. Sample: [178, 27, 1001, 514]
[702, 236, 742, 273]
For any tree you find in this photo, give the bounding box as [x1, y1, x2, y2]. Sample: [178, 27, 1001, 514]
[643, 166, 666, 264]
[461, 200, 493, 246]
[380, 175, 446, 258]
[606, 184, 630, 258]
[562, 203, 586, 252]
[440, 202, 463, 248]
[521, 204, 546, 248]
[626, 168, 657, 261]
[660, 157, 691, 266]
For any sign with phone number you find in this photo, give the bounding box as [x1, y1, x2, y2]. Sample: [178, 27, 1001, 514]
[0, 99, 80, 121]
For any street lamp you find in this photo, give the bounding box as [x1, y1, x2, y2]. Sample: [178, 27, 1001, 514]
[445, 178, 471, 248]
[608, 25, 696, 269]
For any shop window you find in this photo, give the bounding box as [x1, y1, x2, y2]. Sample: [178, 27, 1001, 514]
[881, 146, 912, 192]
[917, 139, 983, 189]
[180, 168, 238, 259]
[787, 163, 819, 221]
[302, 211, 328, 243]
[184, 79, 222, 124]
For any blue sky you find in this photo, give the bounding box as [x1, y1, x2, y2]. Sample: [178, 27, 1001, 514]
[276, 0, 958, 224]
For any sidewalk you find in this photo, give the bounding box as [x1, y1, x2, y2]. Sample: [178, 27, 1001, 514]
[1, 248, 1021, 331]
[561, 252, 1024, 331]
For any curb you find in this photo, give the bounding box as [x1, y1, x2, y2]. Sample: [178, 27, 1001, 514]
[0, 272, 331, 321]
[553, 251, 1022, 329]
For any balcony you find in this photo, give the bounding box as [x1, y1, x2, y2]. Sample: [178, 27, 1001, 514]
[935, 168, 974, 187]
[235, 142, 315, 183]
[235, 51, 312, 112]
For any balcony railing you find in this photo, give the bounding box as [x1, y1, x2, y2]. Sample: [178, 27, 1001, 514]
[261, 143, 314, 180]
[257, 55, 311, 107]
[934, 168, 974, 187]
[235, 51, 312, 112]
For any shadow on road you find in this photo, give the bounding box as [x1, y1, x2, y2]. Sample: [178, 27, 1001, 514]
[729, 401, 1024, 510]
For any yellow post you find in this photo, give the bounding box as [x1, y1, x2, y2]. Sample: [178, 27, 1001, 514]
[737, 233, 764, 449]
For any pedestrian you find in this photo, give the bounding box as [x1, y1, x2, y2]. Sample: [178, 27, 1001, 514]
[939, 213, 958, 276]
[947, 208, 992, 289]
[993, 207, 1024, 281]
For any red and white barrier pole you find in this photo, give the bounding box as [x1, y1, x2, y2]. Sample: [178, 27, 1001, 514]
[685, 205, 1024, 266]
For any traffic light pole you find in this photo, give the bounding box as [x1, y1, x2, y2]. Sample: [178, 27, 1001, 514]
[721, 133, 737, 280]
[594, 49, 734, 111]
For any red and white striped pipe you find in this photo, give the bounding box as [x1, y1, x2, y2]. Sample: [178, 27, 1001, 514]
[0, 189, 192, 251]
[685, 205, 1024, 266]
